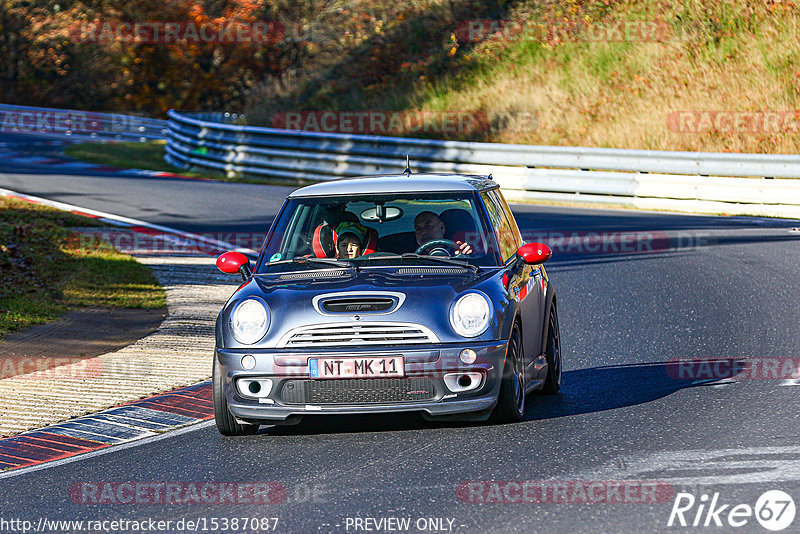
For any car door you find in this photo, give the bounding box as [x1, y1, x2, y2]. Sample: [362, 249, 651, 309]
[488, 189, 546, 383]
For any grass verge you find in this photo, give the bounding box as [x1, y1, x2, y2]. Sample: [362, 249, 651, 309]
[64, 140, 321, 187]
[0, 197, 166, 337]
[64, 140, 216, 179]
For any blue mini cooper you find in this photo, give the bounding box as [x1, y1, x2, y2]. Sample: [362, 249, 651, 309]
[213, 173, 562, 435]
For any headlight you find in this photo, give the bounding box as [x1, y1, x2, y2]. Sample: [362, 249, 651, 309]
[450, 292, 492, 338]
[230, 299, 270, 345]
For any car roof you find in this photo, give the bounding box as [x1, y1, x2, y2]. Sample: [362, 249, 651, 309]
[288, 173, 498, 198]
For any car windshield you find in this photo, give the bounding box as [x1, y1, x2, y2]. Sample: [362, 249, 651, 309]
[256, 191, 501, 272]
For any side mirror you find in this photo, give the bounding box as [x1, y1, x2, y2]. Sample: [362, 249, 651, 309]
[216, 251, 252, 280]
[517, 242, 552, 264]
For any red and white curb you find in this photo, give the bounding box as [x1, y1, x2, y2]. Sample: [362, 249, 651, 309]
[0, 150, 207, 181]
[0, 382, 213, 473]
[0, 188, 253, 467]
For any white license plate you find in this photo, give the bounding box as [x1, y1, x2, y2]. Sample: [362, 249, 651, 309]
[309, 356, 404, 379]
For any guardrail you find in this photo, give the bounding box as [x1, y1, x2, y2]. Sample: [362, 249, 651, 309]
[166, 110, 800, 219]
[0, 103, 167, 142]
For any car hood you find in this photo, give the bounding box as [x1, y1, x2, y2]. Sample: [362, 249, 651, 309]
[254, 267, 494, 293]
[219, 267, 505, 348]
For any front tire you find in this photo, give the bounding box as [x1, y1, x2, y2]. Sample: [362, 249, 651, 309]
[493, 327, 525, 423]
[213, 356, 259, 436]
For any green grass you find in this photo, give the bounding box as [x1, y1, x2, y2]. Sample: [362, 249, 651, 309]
[241, 0, 800, 153]
[64, 141, 318, 187]
[65, 140, 214, 179]
[0, 295, 64, 335]
[0, 197, 166, 337]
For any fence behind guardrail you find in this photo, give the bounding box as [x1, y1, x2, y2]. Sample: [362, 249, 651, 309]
[0, 104, 167, 142]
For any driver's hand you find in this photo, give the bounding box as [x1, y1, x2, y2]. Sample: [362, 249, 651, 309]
[454, 241, 473, 255]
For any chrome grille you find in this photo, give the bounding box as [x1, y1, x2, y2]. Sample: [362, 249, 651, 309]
[277, 322, 439, 348]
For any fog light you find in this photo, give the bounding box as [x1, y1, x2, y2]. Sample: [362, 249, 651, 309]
[241, 355, 256, 370]
[443, 372, 482, 393]
[236, 378, 273, 398]
[460, 348, 477, 364]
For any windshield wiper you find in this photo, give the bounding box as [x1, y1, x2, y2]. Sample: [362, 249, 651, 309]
[365, 253, 479, 272]
[265, 257, 358, 272]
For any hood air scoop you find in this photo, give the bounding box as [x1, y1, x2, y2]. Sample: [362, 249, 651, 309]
[313, 292, 405, 315]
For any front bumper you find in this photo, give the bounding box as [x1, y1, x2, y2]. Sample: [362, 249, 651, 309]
[216, 341, 508, 423]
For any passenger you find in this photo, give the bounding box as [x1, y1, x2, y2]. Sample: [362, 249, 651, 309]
[413, 211, 473, 255]
[335, 221, 368, 259]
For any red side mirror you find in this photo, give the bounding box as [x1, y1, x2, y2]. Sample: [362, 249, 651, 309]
[217, 251, 250, 275]
[517, 242, 552, 264]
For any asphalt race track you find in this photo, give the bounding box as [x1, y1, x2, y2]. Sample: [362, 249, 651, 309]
[1, 134, 800, 533]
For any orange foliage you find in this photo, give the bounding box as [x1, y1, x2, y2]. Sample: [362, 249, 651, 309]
[0, 0, 289, 116]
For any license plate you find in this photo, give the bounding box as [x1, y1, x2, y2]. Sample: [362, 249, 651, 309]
[309, 356, 404, 379]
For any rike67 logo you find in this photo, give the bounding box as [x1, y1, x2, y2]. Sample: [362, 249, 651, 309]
[668, 490, 796, 531]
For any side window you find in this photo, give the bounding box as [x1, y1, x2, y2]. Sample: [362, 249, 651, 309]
[280, 203, 326, 258]
[480, 191, 517, 263]
[280, 203, 311, 258]
[490, 190, 523, 248]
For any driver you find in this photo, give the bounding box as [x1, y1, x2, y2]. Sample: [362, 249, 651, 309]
[413, 211, 473, 255]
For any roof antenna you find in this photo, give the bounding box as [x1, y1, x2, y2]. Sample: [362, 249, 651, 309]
[403, 155, 412, 176]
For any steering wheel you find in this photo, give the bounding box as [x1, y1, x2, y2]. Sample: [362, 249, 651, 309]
[415, 239, 459, 256]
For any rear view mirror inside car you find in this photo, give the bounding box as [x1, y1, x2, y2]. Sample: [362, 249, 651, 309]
[361, 205, 403, 222]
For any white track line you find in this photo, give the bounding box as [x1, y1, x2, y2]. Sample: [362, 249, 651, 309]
[0, 187, 257, 255]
